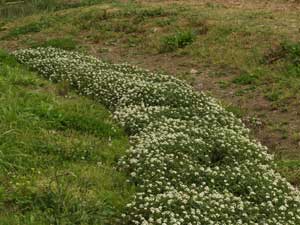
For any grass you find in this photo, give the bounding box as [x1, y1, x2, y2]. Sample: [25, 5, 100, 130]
[0, 0, 299, 206]
[1, 17, 52, 39]
[232, 72, 259, 85]
[0, 0, 112, 20]
[266, 41, 300, 76]
[0, 50, 133, 224]
[31, 37, 78, 50]
[277, 160, 300, 186]
[160, 30, 196, 52]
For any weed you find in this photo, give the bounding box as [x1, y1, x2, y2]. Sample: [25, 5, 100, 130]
[186, 15, 209, 35]
[155, 17, 173, 27]
[232, 72, 258, 85]
[277, 160, 300, 186]
[224, 104, 245, 118]
[2, 19, 50, 39]
[218, 80, 230, 89]
[283, 41, 300, 65]
[112, 20, 140, 34]
[0, 21, 5, 31]
[283, 41, 300, 76]
[34, 170, 112, 225]
[121, 7, 169, 19]
[212, 25, 236, 43]
[138, 7, 165, 18]
[78, 8, 113, 29]
[265, 90, 282, 102]
[31, 37, 78, 50]
[0, 0, 110, 20]
[205, 2, 225, 9]
[264, 41, 300, 76]
[160, 30, 196, 52]
[292, 132, 300, 143]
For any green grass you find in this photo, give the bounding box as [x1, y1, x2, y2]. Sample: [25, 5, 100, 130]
[0, 0, 112, 20]
[31, 37, 78, 50]
[0, 0, 299, 189]
[0, 50, 133, 224]
[1, 18, 51, 39]
[271, 41, 300, 76]
[277, 160, 300, 186]
[160, 30, 196, 53]
[232, 72, 259, 85]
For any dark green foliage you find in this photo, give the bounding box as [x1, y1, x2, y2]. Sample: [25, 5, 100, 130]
[232, 73, 258, 85]
[160, 30, 196, 52]
[265, 90, 281, 102]
[282, 41, 300, 76]
[264, 41, 300, 76]
[0, 48, 17, 65]
[32, 37, 78, 50]
[282, 41, 300, 65]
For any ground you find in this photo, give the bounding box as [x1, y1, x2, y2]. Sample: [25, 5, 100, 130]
[0, 0, 299, 185]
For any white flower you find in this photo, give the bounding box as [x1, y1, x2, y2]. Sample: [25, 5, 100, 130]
[13, 47, 300, 225]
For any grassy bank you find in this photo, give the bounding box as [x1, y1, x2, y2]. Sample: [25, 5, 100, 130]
[0, 50, 133, 224]
[12, 47, 300, 224]
[0, 0, 113, 20]
[0, 0, 300, 222]
[0, 1, 299, 186]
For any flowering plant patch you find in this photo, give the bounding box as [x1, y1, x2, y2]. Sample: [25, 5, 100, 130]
[13, 47, 300, 225]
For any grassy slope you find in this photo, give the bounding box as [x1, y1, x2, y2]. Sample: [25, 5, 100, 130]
[0, 1, 299, 182]
[0, 51, 133, 224]
[0, 0, 111, 20]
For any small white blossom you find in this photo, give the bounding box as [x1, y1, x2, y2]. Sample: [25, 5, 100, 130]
[13, 47, 300, 225]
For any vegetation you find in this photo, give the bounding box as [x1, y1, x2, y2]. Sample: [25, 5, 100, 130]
[13, 47, 300, 224]
[1, 18, 51, 39]
[160, 30, 196, 52]
[0, 50, 133, 224]
[0, 0, 111, 20]
[31, 37, 79, 50]
[264, 41, 300, 76]
[0, 0, 300, 223]
[1, 0, 294, 187]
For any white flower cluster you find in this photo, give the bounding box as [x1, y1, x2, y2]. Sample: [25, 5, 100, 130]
[13, 48, 300, 225]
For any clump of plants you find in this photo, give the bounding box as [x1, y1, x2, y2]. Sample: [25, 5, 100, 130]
[283, 41, 300, 76]
[13, 47, 300, 224]
[264, 41, 300, 76]
[160, 30, 196, 52]
[1, 19, 50, 40]
[31, 37, 78, 50]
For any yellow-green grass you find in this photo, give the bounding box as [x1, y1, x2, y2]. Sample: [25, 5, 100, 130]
[0, 50, 133, 224]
